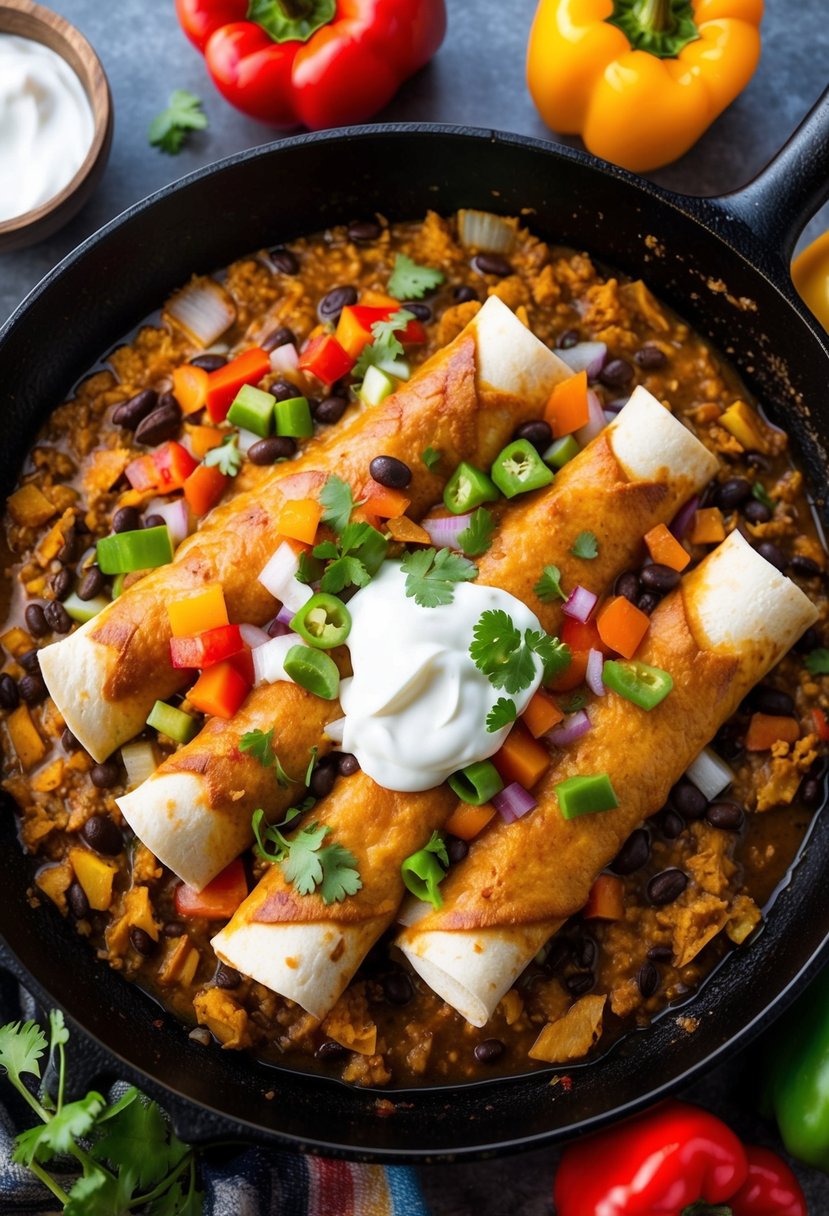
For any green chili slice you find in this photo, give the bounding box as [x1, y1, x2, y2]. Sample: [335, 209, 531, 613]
[274, 395, 314, 438]
[556, 773, 619, 820]
[490, 438, 555, 499]
[283, 644, 340, 700]
[291, 593, 352, 649]
[544, 434, 580, 469]
[227, 383, 275, 437]
[602, 659, 673, 710]
[443, 461, 500, 515]
[401, 832, 449, 909]
[96, 525, 173, 575]
[447, 759, 504, 806]
[147, 699, 199, 744]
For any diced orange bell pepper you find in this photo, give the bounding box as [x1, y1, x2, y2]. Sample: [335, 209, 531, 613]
[187, 424, 225, 460]
[298, 333, 355, 387]
[691, 507, 726, 546]
[522, 688, 565, 738]
[167, 583, 228, 638]
[813, 708, 829, 743]
[335, 305, 389, 359]
[444, 802, 496, 842]
[188, 660, 250, 719]
[719, 400, 773, 454]
[277, 498, 323, 545]
[172, 364, 210, 415]
[745, 712, 801, 752]
[597, 596, 649, 659]
[547, 648, 589, 693]
[492, 721, 551, 789]
[644, 523, 691, 573]
[205, 347, 270, 422]
[360, 479, 411, 519]
[386, 515, 432, 544]
[583, 873, 625, 921]
[175, 858, 248, 918]
[184, 462, 228, 517]
[360, 290, 401, 309]
[544, 370, 589, 437]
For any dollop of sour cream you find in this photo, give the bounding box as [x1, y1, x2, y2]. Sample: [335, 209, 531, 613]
[339, 562, 545, 792]
[0, 35, 95, 223]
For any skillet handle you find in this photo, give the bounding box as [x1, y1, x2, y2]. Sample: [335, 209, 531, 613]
[722, 86, 829, 262]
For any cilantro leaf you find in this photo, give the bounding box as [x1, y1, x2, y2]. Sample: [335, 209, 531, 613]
[148, 90, 208, 155]
[203, 434, 242, 477]
[487, 697, 517, 732]
[280, 822, 362, 903]
[352, 309, 414, 382]
[527, 630, 572, 683]
[15, 1092, 106, 1165]
[320, 474, 357, 534]
[92, 1091, 174, 1190]
[65, 1170, 122, 1216]
[0, 1020, 46, 1089]
[318, 841, 363, 904]
[402, 547, 477, 607]
[752, 481, 776, 512]
[240, 728, 291, 787]
[296, 551, 323, 585]
[421, 446, 442, 471]
[388, 253, 445, 300]
[470, 610, 565, 694]
[457, 507, 495, 557]
[562, 690, 587, 713]
[315, 521, 389, 594]
[534, 564, 566, 602]
[571, 530, 598, 559]
[305, 746, 318, 787]
[805, 648, 829, 675]
[423, 830, 449, 868]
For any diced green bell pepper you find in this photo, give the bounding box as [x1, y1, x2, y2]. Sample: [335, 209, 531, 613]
[227, 383, 275, 437]
[274, 395, 314, 438]
[147, 699, 199, 744]
[556, 773, 619, 819]
[96, 526, 173, 575]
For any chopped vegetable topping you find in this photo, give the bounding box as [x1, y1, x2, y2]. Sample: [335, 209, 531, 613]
[447, 759, 504, 805]
[291, 592, 352, 648]
[226, 383, 275, 437]
[148, 88, 207, 154]
[752, 481, 776, 512]
[252, 809, 361, 905]
[470, 609, 569, 692]
[96, 525, 173, 575]
[401, 831, 448, 909]
[304, 746, 318, 787]
[353, 309, 414, 382]
[534, 563, 566, 602]
[203, 433, 243, 476]
[544, 434, 580, 468]
[313, 521, 388, 593]
[805, 648, 829, 675]
[239, 727, 292, 787]
[421, 445, 442, 471]
[457, 507, 495, 557]
[319, 474, 357, 534]
[275, 396, 314, 438]
[490, 439, 554, 499]
[486, 696, 518, 732]
[146, 700, 199, 744]
[283, 644, 340, 699]
[401, 547, 477, 607]
[602, 659, 673, 710]
[571, 530, 599, 559]
[388, 253, 445, 300]
[443, 461, 499, 515]
[556, 773, 619, 819]
[168, 583, 227, 637]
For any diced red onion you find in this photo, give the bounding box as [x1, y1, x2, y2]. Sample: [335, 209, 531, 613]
[685, 746, 734, 801]
[422, 513, 471, 551]
[165, 277, 236, 347]
[545, 709, 592, 748]
[557, 341, 607, 379]
[258, 542, 313, 612]
[325, 717, 346, 744]
[585, 648, 605, 696]
[239, 623, 271, 650]
[267, 618, 292, 638]
[670, 494, 699, 540]
[276, 603, 296, 627]
[492, 781, 537, 824]
[562, 584, 597, 623]
[269, 343, 299, 374]
[145, 497, 191, 547]
[575, 389, 608, 446]
[252, 634, 308, 687]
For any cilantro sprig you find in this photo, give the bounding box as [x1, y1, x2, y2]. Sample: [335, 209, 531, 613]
[752, 481, 776, 512]
[239, 727, 292, 787]
[203, 433, 242, 477]
[319, 474, 358, 534]
[805, 648, 829, 676]
[314, 521, 389, 594]
[252, 809, 362, 904]
[353, 309, 414, 382]
[470, 609, 571, 693]
[487, 696, 517, 733]
[0, 1012, 202, 1214]
[571, 530, 598, 559]
[457, 507, 495, 557]
[401, 547, 477, 607]
[388, 254, 445, 300]
[148, 90, 208, 155]
[534, 564, 566, 602]
[421, 446, 442, 472]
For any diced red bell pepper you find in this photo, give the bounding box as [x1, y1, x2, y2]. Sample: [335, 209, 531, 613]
[546, 649, 589, 693]
[169, 623, 244, 670]
[298, 333, 355, 387]
[125, 454, 160, 492]
[561, 616, 605, 654]
[175, 858, 248, 919]
[187, 659, 250, 718]
[813, 707, 829, 742]
[205, 346, 270, 422]
[153, 441, 198, 491]
[183, 462, 228, 516]
[227, 647, 255, 686]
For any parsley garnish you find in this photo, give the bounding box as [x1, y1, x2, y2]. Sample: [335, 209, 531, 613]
[470, 609, 570, 693]
[352, 309, 414, 382]
[203, 433, 242, 477]
[571, 530, 599, 559]
[148, 89, 208, 155]
[534, 564, 566, 602]
[252, 809, 362, 904]
[314, 521, 388, 593]
[421, 446, 442, 471]
[388, 254, 445, 300]
[296, 551, 324, 585]
[320, 474, 357, 534]
[239, 727, 292, 788]
[0, 1012, 202, 1213]
[805, 648, 829, 675]
[752, 482, 776, 512]
[487, 697, 517, 732]
[401, 548, 477, 607]
[457, 507, 495, 557]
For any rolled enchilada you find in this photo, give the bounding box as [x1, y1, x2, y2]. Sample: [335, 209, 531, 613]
[397, 530, 818, 1027]
[209, 388, 718, 1018]
[39, 297, 573, 762]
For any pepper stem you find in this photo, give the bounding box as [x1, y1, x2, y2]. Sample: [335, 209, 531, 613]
[605, 0, 700, 59]
[248, 0, 336, 44]
[272, 0, 312, 18]
[635, 0, 673, 33]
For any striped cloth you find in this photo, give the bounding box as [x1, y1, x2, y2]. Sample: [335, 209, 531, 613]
[0, 971, 429, 1216]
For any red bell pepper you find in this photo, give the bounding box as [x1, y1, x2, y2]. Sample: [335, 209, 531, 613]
[175, 857, 248, 919]
[153, 441, 198, 491]
[560, 616, 604, 654]
[169, 623, 244, 669]
[298, 332, 354, 386]
[553, 1100, 805, 1216]
[175, 0, 447, 130]
[205, 346, 271, 422]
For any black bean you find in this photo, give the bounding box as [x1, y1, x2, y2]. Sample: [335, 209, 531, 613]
[637, 592, 660, 616]
[314, 396, 348, 427]
[752, 685, 796, 716]
[565, 972, 595, 996]
[514, 420, 553, 453]
[50, 569, 73, 602]
[43, 601, 72, 635]
[57, 528, 79, 564]
[746, 451, 771, 471]
[545, 939, 571, 973]
[634, 345, 667, 370]
[82, 814, 123, 855]
[90, 761, 121, 790]
[369, 455, 412, 489]
[446, 836, 469, 865]
[19, 649, 40, 673]
[706, 801, 745, 831]
[19, 674, 47, 706]
[755, 540, 786, 571]
[269, 248, 299, 275]
[574, 936, 597, 969]
[67, 881, 89, 919]
[0, 674, 19, 710]
[714, 721, 744, 761]
[215, 963, 242, 989]
[383, 970, 414, 1006]
[795, 626, 821, 654]
[599, 358, 634, 389]
[267, 378, 299, 403]
[791, 554, 822, 579]
[799, 776, 824, 808]
[25, 603, 48, 638]
[452, 285, 478, 303]
[471, 253, 512, 277]
[473, 1038, 505, 1063]
[716, 477, 752, 511]
[659, 808, 685, 839]
[647, 868, 688, 906]
[402, 301, 432, 322]
[61, 727, 79, 752]
[134, 395, 182, 446]
[347, 220, 381, 243]
[615, 571, 641, 603]
[670, 779, 707, 820]
[144, 514, 165, 530]
[162, 921, 186, 938]
[309, 762, 337, 800]
[317, 285, 358, 324]
[129, 927, 157, 957]
[248, 436, 297, 466]
[557, 329, 580, 349]
[647, 944, 674, 962]
[743, 499, 772, 524]
[112, 389, 158, 430]
[261, 325, 296, 353]
[316, 1038, 346, 1060]
[77, 566, 104, 601]
[640, 564, 682, 594]
[338, 753, 359, 776]
[637, 961, 659, 998]
[610, 828, 650, 875]
[112, 506, 141, 534]
[189, 353, 227, 372]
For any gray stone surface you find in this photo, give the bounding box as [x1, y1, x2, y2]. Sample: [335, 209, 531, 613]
[2, 0, 829, 1210]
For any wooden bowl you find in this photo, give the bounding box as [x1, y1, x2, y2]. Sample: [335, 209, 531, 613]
[0, 0, 112, 253]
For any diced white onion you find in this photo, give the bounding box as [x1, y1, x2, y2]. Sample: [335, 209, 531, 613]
[121, 740, 159, 790]
[145, 497, 192, 548]
[324, 717, 346, 744]
[258, 542, 314, 612]
[685, 747, 735, 801]
[252, 634, 308, 687]
[458, 209, 515, 253]
[269, 343, 299, 374]
[239, 623, 271, 649]
[236, 428, 262, 454]
[165, 277, 236, 348]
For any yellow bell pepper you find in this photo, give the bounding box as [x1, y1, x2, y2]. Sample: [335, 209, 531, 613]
[792, 232, 829, 332]
[527, 0, 763, 172]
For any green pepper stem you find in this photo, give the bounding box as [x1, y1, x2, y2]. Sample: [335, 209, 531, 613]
[635, 0, 673, 33]
[605, 0, 700, 59]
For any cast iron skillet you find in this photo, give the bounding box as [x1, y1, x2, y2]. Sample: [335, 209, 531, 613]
[1, 93, 829, 1161]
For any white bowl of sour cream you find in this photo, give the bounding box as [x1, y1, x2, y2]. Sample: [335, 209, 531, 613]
[0, 0, 111, 252]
